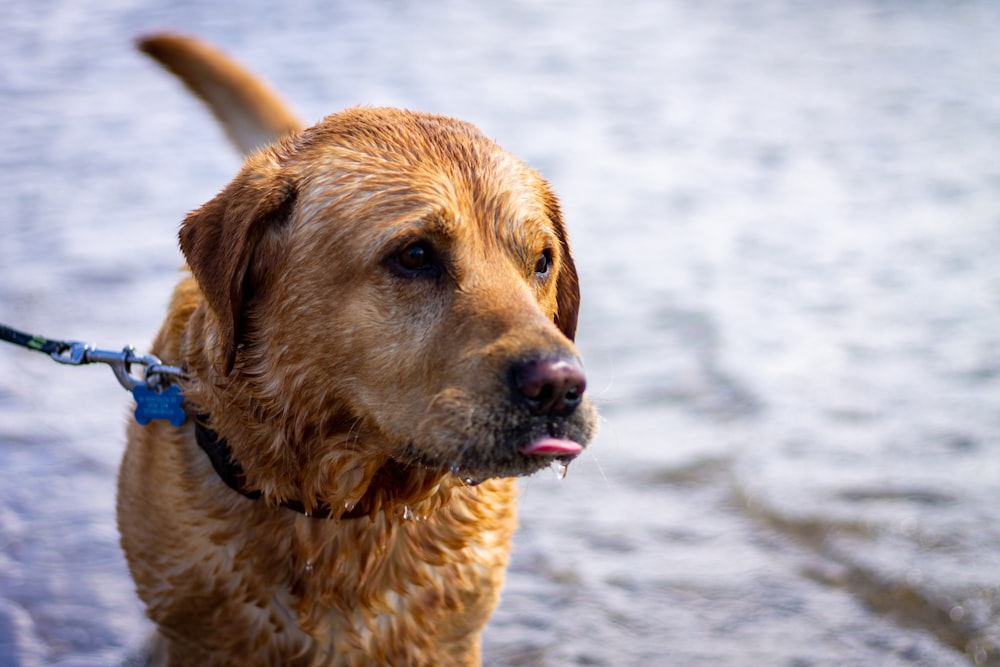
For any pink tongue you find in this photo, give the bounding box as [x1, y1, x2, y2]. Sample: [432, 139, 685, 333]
[522, 437, 583, 456]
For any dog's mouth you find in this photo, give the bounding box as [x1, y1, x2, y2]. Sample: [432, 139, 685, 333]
[384, 377, 599, 486]
[398, 430, 589, 487]
[521, 436, 583, 457]
[462, 435, 584, 485]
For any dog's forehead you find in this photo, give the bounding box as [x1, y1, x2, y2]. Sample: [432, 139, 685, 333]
[293, 109, 541, 192]
[287, 108, 558, 249]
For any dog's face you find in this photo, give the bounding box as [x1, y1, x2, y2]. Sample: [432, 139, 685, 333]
[180, 108, 597, 507]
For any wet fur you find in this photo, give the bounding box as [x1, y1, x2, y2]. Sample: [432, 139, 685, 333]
[119, 33, 596, 665]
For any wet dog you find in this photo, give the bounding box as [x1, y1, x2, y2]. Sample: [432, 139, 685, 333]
[117, 32, 597, 665]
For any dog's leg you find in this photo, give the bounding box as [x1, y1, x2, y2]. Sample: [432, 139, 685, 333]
[137, 32, 305, 155]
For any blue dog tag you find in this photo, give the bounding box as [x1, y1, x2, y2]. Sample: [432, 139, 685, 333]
[133, 384, 186, 427]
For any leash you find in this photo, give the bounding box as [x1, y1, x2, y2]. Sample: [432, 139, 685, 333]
[0, 323, 187, 426]
[2, 323, 363, 518]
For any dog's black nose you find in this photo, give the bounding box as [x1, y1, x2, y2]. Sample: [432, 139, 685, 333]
[511, 356, 587, 417]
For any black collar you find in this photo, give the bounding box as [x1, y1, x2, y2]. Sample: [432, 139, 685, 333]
[194, 415, 366, 520]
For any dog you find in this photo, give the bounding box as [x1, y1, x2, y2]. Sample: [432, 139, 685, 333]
[118, 32, 597, 666]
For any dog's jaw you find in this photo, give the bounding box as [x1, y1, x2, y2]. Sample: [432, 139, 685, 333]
[394, 400, 597, 486]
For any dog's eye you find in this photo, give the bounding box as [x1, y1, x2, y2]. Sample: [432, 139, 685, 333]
[534, 250, 553, 278]
[391, 241, 441, 277]
[400, 243, 430, 270]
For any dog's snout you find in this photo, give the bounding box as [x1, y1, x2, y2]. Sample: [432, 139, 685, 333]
[511, 356, 587, 417]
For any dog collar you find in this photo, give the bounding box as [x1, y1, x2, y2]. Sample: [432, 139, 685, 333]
[194, 415, 366, 520]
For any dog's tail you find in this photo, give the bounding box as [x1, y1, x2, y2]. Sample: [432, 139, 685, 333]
[137, 31, 305, 156]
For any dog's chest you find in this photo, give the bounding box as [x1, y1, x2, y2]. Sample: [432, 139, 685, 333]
[228, 510, 506, 663]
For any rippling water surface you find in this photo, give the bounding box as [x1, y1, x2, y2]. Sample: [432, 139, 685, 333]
[1, 2, 998, 665]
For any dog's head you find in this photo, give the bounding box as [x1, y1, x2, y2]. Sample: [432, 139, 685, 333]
[180, 108, 597, 512]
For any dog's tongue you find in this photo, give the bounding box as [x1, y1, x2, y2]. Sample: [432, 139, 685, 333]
[522, 437, 583, 456]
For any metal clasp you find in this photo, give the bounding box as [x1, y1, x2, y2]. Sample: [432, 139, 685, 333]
[50, 342, 185, 391]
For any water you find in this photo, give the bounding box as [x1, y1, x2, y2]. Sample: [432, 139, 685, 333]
[1, 1, 999, 665]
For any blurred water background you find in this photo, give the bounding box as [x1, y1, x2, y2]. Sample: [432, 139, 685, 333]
[1, 1, 998, 665]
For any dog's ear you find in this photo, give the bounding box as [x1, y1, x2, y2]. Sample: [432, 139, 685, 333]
[555, 243, 581, 341]
[544, 193, 581, 342]
[179, 157, 296, 375]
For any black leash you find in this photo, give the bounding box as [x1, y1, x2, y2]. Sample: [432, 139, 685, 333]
[0, 322, 187, 426]
[0, 324, 72, 356]
[2, 322, 359, 519]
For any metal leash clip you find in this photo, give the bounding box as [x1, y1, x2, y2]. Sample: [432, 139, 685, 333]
[1, 323, 188, 427]
[49, 342, 183, 391]
[49, 342, 188, 427]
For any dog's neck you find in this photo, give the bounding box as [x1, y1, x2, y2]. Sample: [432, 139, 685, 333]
[194, 415, 369, 519]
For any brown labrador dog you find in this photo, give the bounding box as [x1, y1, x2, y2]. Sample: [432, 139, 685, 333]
[119, 32, 597, 666]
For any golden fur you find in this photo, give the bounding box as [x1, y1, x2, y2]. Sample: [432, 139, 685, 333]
[119, 32, 597, 666]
